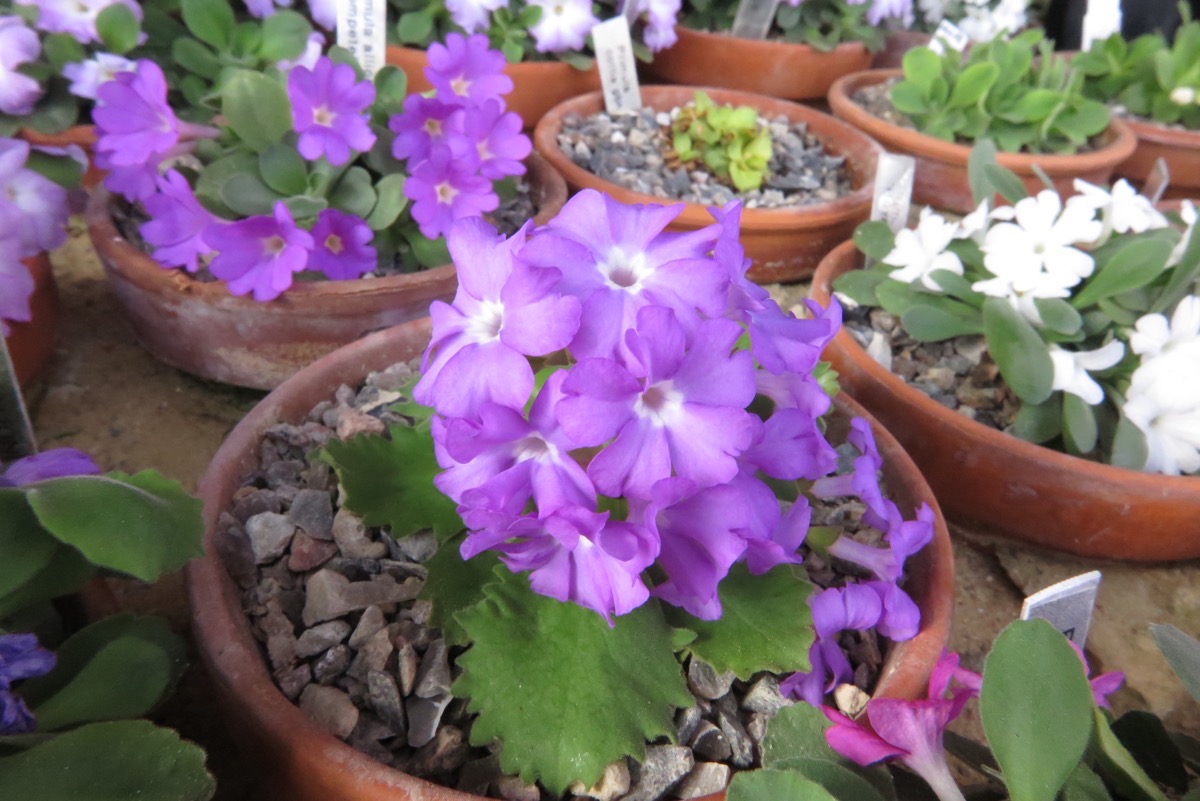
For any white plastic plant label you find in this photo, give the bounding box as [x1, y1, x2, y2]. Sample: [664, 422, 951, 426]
[1081, 0, 1122, 51]
[593, 17, 641, 115]
[0, 336, 36, 461]
[730, 0, 781, 39]
[870, 153, 916, 233]
[926, 19, 969, 56]
[337, 0, 387, 77]
[1019, 570, 1102, 647]
[1144, 157, 1171, 204]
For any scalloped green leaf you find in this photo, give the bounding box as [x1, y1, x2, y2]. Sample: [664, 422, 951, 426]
[664, 564, 814, 679]
[0, 720, 215, 801]
[454, 567, 692, 794]
[23, 471, 203, 583]
[419, 540, 499, 647]
[320, 425, 463, 542]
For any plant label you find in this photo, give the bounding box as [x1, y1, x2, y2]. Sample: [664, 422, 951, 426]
[593, 17, 641, 115]
[1081, 0, 1123, 50]
[927, 19, 969, 55]
[731, 0, 781, 39]
[1144, 157, 1171, 204]
[337, 0, 387, 77]
[1019, 570, 1102, 647]
[0, 336, 36, 462]
[870, 153, 916, 233]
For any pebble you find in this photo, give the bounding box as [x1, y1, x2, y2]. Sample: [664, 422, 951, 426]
[296, 620, 352, 659]
[246, 512, 297, 565]
[690, 720, 731, 762]
[496, 776, 541, 801]
[686, 659, 736, 701]
[407, 725, 470, 776]
[347, 627, 395, 681]
[275, 663, 312, 701]
[313, 644, 352, 684]
[624, 745, 694, 801]
[288, 489, 334, 540]
[742, 676, 790, 716]
[676, 763, 731, 800]
[348, 605, 387, 649]
[231, 487, 283, 522]
[396, 642, 419, 696]
[414, 639, 451, 698]
[367, 670, 407, 736]
[301, 569, 422, 625]
[570, 761, 630, 801]
[333, 508, 388, 560]
[406, 694, 452, 748]
[288, 531, 339, 572]
[299, 684, 360, 739]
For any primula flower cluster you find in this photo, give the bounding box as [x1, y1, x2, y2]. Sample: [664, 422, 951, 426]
[393, 33, 530, 241]
[0, 633, 56, 735]
[416, 188, 933, 640]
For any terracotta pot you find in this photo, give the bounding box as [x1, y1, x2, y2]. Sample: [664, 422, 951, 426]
[646, 26, 872, 101]
[827, 70, 1138, 214]
[534, 86, 882, 283]
[1115, 117, 1200, 201]
[386, 45, 601, 129]
[20, 125, 103, 189]
[185, 316, 954, 801]
[812, 240, 1200, 561]
[5, 254, 58, 386]
[871, 31, 933, 70]
[86, 154, 566, 391]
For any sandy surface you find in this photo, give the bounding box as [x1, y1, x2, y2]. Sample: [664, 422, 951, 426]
[22, 223, 1200, 799]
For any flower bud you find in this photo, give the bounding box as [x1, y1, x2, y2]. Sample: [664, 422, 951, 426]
[1170, 86, 1197, 105]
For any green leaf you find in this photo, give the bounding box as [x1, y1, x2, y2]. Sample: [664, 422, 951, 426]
[194, 150, 257, 218]
[0, 490, 59, 599]
[418, 540, 499, 647]
[366, 173, 409, 230]
[664, 564, 814, 679]
[1110, 414, 1149, 470]
[902, 47, 943, 90]
[1150, 624, 1200, 704]
[980, 619, 1096, 801]
[373, 66, 408, 117]
[0, 720, 215, 801]
[95, 4, 140, 54]
[220, 172, 285, 216]
[258, 143, 308, 197]
[901, 303, 985, 341]
[832, 270, 885, 307]
[727, 770, 840, 801]
[405, 227, 451, 268]
[762, 704, 896, 799]
[1061, 762, 1113, 801]
[0, 546, 94, 620]
[982, 297, 1054, 404]
[1090, 707, 1169, 801]
[172, 38, 222, 80]
[968, 141, 1002, 206]
[23, 471, 204, 583]
[395, 8, 435, 44]
[768, 758, 890, 801]
[853, 221, 896, 260]
[950, 62, 999, 108]
[221, 71, 293, 153]
[1004, 89, 1063, 123]
[454, 567, 692, 794]
[42, 34, 85, 73]
[180, 0, 234, 49]
[1111, 710, 1188, 793]
[1033, 298, 1083, 335]
[984, 164, 1029, 203]
[889, 81, 929, 115]
[1072, 238, 1174, 309]
[21, 616, 187, 732]
[320, 425, 463, 541]
[1010, 396, 1062, 444]
[328, 166, 376, 219]
[281, 195, 327, 220]
[1062, 393, 1099, 455]
[258, 10, 311, 62]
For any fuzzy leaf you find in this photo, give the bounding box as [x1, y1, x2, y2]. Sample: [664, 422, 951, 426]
[320, 425, 463, 541]
[259, 143, 308, 197]
[257, 10, 311, 62]
[981, 619, 1095, 801]
[1072, 237, 1174, 309]
[1062, 393, 1099, 455]
[221, 172, 285, 216]
[901, 303, 984, 341]
[180, 0, 234, 49]
[762, 703, 897, 801]
[853, 221, 896, 261]
[1150, 624, 1200, 704]
[96, 4, 140, 54]
[0, 490, 59, 599]
[982, 297, 1053, 404]
[454, 567, 692, 794]
[419, 540, 499, 647]
[1061, 763, 1112, 801]
[665, 564, 814, 679]
[0, 720, 214, 801]
[832, 270, 886, 307]
[727, 770, 840, 801]
[0, 546, 94, 620]
[768, 758, 890, 801]
[23, 472, 203, 583]
[1011, 396, 1062, 444]
[1110, 414, 1149, 470]
[1091, 707, 1169, 801]
[366, 173, 409, 230]
[1111, 711, 1188, 793]
[221, 70, 293, 153]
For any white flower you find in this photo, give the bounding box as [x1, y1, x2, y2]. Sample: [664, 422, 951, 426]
[1130, 296, 1200, 359]
[1049, 341, 1125, 405]
[446, 0, 507, 34]
[882, 207, 964, 291]
[61, 52, 137, 100]
[528, 0, 600, 53]
[1066, 178, 1168, 240]
[957, 199, 991, 243]
[1168, 200, 1198, 268]
[1124, 318, 1200, 475]
[1170, 86, 1198, 106]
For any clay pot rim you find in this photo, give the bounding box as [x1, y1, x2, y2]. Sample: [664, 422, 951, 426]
[85, 152, 564, 304]
[19, 123, 97, 149]
[669, 24, 871, 57]
[828, 69, 1139, 172]
[1119, 114, 1200, 148]
[533, 86, 881, 231]
[385, 43, 597, 77]
[814, 239, 1200, 495]
[186, 318, 953, 801]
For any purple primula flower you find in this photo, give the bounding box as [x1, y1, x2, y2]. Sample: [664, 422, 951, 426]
[17, 0, 141, 44]
[390, 94, 466, 165]
[811, 583, 884, 639]
[827, 504, 935, 582]
[824, 650, 978, 801]
[750, 296, 843, 377]
[0, 16, 43, 115]
[556, 307, 758, 499]
[205, 203, 314, 302]
[780, 638, 855, 707]
[435, 370, 595, 515]
[62, 52, 136, 100]
[709, 200, 771, 318]
[1069, 642, 1125, 709]
[867, 580, 921, 642]
[0, 447, 101, 487]
[519, 189, 727, 363]
[308, 208, 375, 280]
[446, 0, 506, 33]
[0, 138, 69, 257]
[413, 216, 581, 419]
[867, 0, 913, 25]
[288, 57, 377, 166]
[94, 60, 180, 202]
[743, 403, 838, 482]
[528, 0, 599, 53]
[406, 145, 499, 240]
[0, 235, 32, 336]
[0, 633, 56, 735]
[425, 33, 513, 106]
[446, 99, 530, 181]
[306, 0, 336, 29]
[140, 169, 218, 273]
[810, 418, 891, 522]
[626, 0, 681, 51]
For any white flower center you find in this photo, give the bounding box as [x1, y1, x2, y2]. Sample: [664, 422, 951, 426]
[513, 435, 552, 462]
[436, 181, 458, 204]
[468, 300, 504, 342]
[635, 381, 682, 425]
[450, 75, 472, 96]
[314, 105, 335, 126]
[263, 235, 286, 256]
[602, 246, 649, 290]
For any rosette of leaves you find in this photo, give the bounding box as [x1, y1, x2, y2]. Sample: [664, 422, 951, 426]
[835, 143, 1200, 467]
[889, 29, 1111, 154]
[0, 461, 213, 800]
[1077, 6, 1200, 130]
[681, 0, 885, 52]
[671, 90, 773, 192]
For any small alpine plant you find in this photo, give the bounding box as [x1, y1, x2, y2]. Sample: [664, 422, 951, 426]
[93, 32, 531, 301]
[679, 0, 912, 52]
[320, 189, 936, 794]
[837, 142, 1200, 475]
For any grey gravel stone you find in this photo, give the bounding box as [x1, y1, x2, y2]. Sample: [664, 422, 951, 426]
[686, 659, 735, 701]
[414, 639, 451, 698]
[296, 620, 351, 659]
[406, 694, 452, 748]
[496, 775, 541, 801]
[247, 512, 297, 565]
[396, 642, 419, 696]
[332, 508, 387, 560]
[716, 707, 755, 768]
[299, 684, 359, 739]
[274, 663, 311, 701]
[302, 569, 421, 625]
[675, 762, 731, 799]
[675, 705, 703, 745]
[348, 605, 387, 649]
[689, 720, 731, 762]
[571, 761, 631, 801]
[288, 489, 334, 540]
[392, 531, 438, 563]
[348, 627, 395, 681]
[313, 644, 352, 684]
[231, 487, 284, 522]
[407, 725, 470, 776]
[367, 670, 407, 736]
[287, 531, 339, 572]
[624, 745, 694, 801]
[742, 676, 790, 716]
